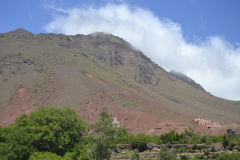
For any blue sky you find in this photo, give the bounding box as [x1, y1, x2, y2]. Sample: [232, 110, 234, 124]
[1, 0, 240, 100]
[1, 0, 240, 44]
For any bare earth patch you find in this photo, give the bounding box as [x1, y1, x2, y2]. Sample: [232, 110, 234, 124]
[0, 87, 39, 126]
[76, 88, 190, 135]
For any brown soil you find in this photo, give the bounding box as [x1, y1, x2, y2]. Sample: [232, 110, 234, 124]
[78, 90, 190, 135]
[0, 73, 237, 135]
[84, 72, 107, 86]
[0, 87, 39, 126]
[76, 73, 191, 135]
[75, 72, 233, 135]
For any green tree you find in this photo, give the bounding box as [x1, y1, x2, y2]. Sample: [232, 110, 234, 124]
[94, 108, 118, 159]
[0, 127, 9, 160]
[94, 108, 118, 136]
[4, 107, 88, 160]
[62, 136, 96, 160]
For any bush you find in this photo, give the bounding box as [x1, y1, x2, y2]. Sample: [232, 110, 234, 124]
[130, 149, 143, 160]
[158, 147, 177, 160]
[228, 135, 240, 149]
[212, 152, 240, 160]
[63, 137, 96, 160]
[130, 134, 148, 152]
[29, 152, 62, 160]
[160, 131, 180, 144]
[115, 128, 132, 144]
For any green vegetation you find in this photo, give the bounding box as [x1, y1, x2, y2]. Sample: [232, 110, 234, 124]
[94, 108, 118, 160]
[114, 128, 224, 147]
[222, 134, 240, 150]
[130, 149, 143, 160]
[156, 147, 240, 160]
[0, 108, 89, 160]
[29, 152, 64, 160]
[158, 147, 177, 160]
[211, 152, 240, 160]
[0, 107, 240, 160]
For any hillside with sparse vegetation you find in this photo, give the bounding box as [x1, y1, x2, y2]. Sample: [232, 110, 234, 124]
[0, 29, 240, 135]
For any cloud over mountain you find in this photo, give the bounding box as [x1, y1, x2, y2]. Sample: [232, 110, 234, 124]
[45, 3, 240, 100]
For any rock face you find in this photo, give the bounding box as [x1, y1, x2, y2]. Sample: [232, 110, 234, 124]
[135, 63, 159, 85]
[170, 70, 206, 92]
[109, 49, 124, 66]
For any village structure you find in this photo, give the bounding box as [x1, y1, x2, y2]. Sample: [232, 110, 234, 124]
[192, 118, 221, 128]
[113, 117, 120, 128]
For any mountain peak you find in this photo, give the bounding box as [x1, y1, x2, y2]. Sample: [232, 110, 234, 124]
[8, 28, 33, 35]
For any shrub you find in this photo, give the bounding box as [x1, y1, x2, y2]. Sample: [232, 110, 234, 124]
[212, 152, 240, 160]
[158, 147, 177, 160]
[29, 152, 62, 160]
[160, 131, 180, 144]
[130, 149, 143, 160]
[130, 134, 148, 152]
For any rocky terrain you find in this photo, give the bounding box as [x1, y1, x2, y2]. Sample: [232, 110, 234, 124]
[169, 71, 206, 92]
[0, 28, 240, 134]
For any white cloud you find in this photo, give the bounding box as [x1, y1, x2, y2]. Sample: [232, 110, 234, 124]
[45, 4, 240, 100]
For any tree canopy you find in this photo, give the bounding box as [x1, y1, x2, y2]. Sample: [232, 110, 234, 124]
[0, 107, 87, 160]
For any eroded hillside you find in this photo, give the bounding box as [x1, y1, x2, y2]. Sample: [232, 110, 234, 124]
[0, 28, 240, 134]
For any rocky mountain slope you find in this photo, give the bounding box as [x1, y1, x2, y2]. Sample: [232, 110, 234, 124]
[0, 28, 239, 134]
[169, 71, 206, 92]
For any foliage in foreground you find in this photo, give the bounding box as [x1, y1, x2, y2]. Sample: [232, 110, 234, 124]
[158, 148, 240, 160]
[0, 107, 240, 160]
[212, 152, 240, 160]
[0, 107, 91, 160]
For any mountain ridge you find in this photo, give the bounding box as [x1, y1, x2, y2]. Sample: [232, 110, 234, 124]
[169, 70, 206, 92]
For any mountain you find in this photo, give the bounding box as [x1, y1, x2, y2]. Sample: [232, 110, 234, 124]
[0, 29, 240, 134]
